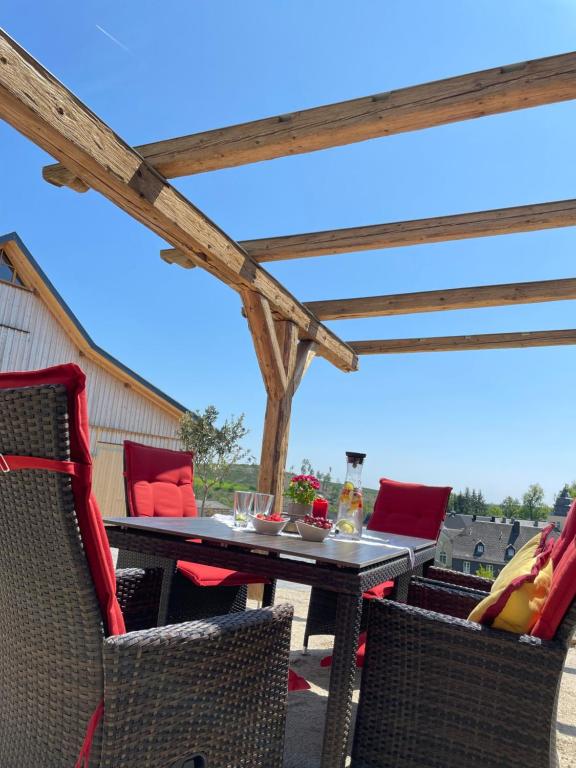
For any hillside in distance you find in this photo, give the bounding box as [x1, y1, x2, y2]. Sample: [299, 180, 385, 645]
[198, 463, 378, 516]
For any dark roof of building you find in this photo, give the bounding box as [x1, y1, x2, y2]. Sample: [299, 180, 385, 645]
[445, 516, 552, 567]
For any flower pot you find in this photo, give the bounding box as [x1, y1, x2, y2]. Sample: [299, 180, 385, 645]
[284, 500, 313, 533]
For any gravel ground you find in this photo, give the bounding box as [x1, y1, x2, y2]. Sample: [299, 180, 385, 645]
[270, 585, 576, 768]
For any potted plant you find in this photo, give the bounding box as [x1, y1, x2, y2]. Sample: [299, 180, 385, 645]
[285, 474, 321, 529]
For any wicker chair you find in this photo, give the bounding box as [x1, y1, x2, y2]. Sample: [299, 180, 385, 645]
[351, 579, 576, 768]
[0, 366, 292, 768]
[305, 477, 451, 650]
[118, 440, 275, 624]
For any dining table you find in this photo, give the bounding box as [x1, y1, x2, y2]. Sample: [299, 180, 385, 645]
[105, 516, 436, 768]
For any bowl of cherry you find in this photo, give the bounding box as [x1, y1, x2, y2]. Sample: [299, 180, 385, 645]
[295, 515, 333, 542]
[250, 513, 288, 535]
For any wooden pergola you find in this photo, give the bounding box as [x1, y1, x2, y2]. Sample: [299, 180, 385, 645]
[1, 30, 576, 510]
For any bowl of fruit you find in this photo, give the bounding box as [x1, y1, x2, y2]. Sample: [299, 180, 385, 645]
[250, 513, 289, 535]
[295, 515, 333, 542]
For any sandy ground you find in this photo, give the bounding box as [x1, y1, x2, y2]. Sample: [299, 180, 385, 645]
[269, 584, 576, 768]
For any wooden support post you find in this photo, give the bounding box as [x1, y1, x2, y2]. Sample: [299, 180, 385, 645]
[252, 320, 315, 512]
[241, 289, 288, 400]
[257, 322, 297, 511]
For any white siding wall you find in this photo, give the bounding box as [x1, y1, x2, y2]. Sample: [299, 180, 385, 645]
[0, 281, 182, 449]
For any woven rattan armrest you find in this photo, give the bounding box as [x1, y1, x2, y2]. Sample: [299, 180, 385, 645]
[424, 565, 494, 591]
[352, 599, 565, 768]
[115, 567, 163, 631]
[100, 604, 293, 768]
[407, 578, 488, 619]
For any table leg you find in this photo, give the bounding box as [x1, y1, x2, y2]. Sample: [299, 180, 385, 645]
[262, 579, 277, 607]
[390, 570, 412, 603]
[320, 591, 363, 768]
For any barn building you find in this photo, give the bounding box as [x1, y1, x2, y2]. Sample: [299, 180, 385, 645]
[0, 231, 186, 516]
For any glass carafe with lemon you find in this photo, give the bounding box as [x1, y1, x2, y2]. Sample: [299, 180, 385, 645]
[335, 452, 366, 540]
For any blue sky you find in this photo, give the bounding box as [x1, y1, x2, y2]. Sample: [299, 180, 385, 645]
[2, 1, 576, 502]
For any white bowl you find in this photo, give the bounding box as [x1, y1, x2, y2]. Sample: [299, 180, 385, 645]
[250, 514, 288, 535]
[295, 519, 332, 542]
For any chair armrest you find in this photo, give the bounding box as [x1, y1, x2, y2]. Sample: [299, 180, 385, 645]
[115, 567, 163, 631]
[424, 565, 494, 591]
[369, 597, 559, 663]
[101, 604, 293, 768]
[408, 579, 487, 619]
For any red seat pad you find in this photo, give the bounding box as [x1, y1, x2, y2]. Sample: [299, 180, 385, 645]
[550, 499, 576, 567]
[362, 581, 394, 600]
[124, 440, 198, 518]
[177, 560, 271, 587]
[532, 534, 576, 640]
[368, 477, 452, 540]
[0, 364, 125, 637]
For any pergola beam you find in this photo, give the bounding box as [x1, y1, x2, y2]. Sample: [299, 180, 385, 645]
[237, 199, 576, 262]
[161, 198, 576, 266]
[43, 51, 576, 189]
[0, 30, 356, 373]
[348, 329, 576, 354]
[306, 277, 576, 320]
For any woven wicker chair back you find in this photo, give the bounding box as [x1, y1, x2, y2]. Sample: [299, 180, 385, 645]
[0, 383, 105, 766]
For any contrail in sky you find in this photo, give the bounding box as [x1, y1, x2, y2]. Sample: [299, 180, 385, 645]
[95, 24, 132, 54]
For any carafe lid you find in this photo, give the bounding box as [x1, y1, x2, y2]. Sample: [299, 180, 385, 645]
[345, 451, 366, 464]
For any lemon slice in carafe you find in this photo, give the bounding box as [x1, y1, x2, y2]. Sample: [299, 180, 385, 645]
[336, 520, 356, 535]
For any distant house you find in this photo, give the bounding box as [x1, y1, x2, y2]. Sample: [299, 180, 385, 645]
[201, 500, 232, 517]
[437, 513, 551, 578]
[0, 232, 187, 516]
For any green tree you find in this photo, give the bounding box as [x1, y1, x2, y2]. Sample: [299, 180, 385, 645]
[566, 481, 576, 499]
[473, 489, 487, 516]
[315, 467, 333, 494]
[521, 483, 547, 521]
[178, 406, 253, 515]
[476, 564, 495, 580]
[501, 496, 521, 519]
[300, 458, 314, 476]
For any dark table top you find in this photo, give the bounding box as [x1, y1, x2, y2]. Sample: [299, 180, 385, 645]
[104, 516, 435, 569]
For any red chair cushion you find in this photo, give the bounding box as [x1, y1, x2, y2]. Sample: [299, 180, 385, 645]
[355, 632, 367, 668]
[532, 534, 576, 640]
[362, 581, 394, 600]
[0, 364, 125, 637]
[288, 669, 310, 691]
[368, 477, 452, 540]
[124, 440, 198, 518]
[551, 499, 576, 567]
[177, 560, 271, 587]
[320, 631, 368, 669]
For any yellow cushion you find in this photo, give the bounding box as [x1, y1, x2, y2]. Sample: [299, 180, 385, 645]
[467, 530, 554, 634]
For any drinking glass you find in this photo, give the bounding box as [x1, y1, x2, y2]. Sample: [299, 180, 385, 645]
[234, 491, 253, 528]
[253, 492, 275, 517]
